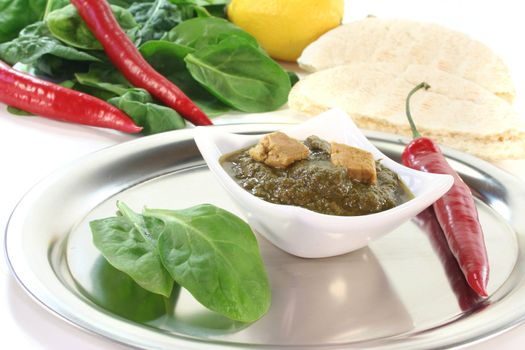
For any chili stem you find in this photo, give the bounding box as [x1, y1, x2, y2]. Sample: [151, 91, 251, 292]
[405, 82, 431, 139]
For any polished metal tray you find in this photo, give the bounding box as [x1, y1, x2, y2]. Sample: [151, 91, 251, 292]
[5, 124, 525, 350]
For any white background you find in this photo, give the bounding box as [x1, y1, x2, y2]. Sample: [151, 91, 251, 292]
[1, 0, 525, 349]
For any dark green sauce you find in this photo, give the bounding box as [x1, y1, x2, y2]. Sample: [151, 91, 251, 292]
[221, 136, 412, 216]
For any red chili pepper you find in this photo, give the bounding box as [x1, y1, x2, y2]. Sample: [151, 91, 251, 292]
[401, 82, 489, 297]
[70, 0, 213, 127]
[0, 60, 142, 133]
[413, 208, 484, 310]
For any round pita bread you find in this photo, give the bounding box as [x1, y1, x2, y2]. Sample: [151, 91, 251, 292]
[298, 18, 515, 102]
[288, 63, 525, 160]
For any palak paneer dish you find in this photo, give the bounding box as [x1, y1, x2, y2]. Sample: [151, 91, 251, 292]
[221, 132, 411, 216]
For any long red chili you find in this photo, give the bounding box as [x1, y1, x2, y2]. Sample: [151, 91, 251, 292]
[0, 60, 142, 133]
[413, 208, 483, 310]
[70, 0, 213, 126]
[401, 82, 489, 297]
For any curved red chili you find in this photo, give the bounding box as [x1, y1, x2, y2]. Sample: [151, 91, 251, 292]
[413, 208, 484, 310]
[70, 0, 213, 126]
[0, 60, 142, 133]
[401, 82, 489, 297]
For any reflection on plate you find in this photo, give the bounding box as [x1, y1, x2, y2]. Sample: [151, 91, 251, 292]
[5, 125, 525, 349]
[241, 245, 413, 344]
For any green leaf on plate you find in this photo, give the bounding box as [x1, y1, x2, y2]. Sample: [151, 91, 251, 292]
[90, 201, 271, 322]
[151, 204, 271, 323]
[90, 201, 174, 297]
[89, 256, 179, 323]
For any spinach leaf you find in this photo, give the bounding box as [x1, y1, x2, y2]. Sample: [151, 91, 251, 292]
[7, 106, 33, 116]
[140, 38, 196, 60]
[0, 0, 46, 43]
[151, 204, 271, 323]
[139, 40, 230, 116]
[108, 0, 139, 8]
[90, 201, 174, 297]
[164, 17, 258, 50]
[288, 71, 300, 86]
[108, 89, 186, 134]
[74, 62, 189, 133]
[59, 80, 76, 88]
[89, 257, 179, 323]
[67, 76, 120, 100]
[199, 4, 227, 19]
[46, 4, 138, 50]
[0, 22, 100, 65]
[129, 0, 185, 45]
[75, 64, 132, 96]
[90, 202, 271, 323]
[33, 54, 92, 79]
[172, 0, 229, 19]
[193, 6, 212, 18]
[185, 38, 291, 113]
[43, 0, 70, 17]
[170, 0, 229, 5]
[73, 83, 120, 101]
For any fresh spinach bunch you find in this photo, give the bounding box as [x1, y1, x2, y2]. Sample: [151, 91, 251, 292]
[90, 201, 271, 323]
[2, 0, 294, 132]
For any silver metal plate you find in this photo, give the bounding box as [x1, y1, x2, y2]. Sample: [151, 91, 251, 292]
[5, 124, 525, 350]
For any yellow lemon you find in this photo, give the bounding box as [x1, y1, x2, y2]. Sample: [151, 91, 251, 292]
[228, 0, 344, 62]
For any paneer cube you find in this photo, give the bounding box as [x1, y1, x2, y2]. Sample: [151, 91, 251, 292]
[330, 142, 377, 184]
[249, 132, 309, 168]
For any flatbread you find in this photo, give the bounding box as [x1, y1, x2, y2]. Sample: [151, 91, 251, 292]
[298, 18, 515, 102]
[288, 63, 525, 160]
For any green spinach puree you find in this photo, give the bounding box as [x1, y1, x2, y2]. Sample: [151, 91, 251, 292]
[221, 136, 412, 216]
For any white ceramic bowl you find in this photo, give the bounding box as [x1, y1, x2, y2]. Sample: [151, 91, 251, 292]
[194, 109, 453, 258]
